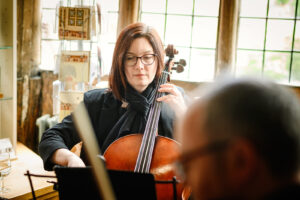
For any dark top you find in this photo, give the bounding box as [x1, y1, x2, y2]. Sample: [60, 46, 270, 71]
[39, 88, 182, 171]
[263, 183, 300, 200]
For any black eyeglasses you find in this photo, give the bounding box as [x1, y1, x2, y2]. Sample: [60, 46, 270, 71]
[176, 140, 229, 179]
[125, 54, 156, 66]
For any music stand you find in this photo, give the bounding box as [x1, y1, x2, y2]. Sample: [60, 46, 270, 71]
[54, 166, 157, 200]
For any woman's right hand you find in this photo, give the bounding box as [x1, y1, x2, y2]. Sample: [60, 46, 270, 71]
[65, 153, 86, 167]
[51, 148, 86, 167]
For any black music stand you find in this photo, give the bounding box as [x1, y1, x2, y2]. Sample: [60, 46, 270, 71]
[54, 166, 157, 200]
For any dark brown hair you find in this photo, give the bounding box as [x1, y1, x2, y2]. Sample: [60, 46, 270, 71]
[108, 22, 165, 100]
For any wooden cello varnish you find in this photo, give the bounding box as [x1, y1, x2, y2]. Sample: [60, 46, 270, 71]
[104, 135, 185, 199]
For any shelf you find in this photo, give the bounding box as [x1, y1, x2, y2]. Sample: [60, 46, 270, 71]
[0, 0, 17, 152]
[0, 46, 13, 50]
[0, 97, 13, 101]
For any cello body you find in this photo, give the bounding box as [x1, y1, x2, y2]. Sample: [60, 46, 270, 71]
[104, 134, 186, 200]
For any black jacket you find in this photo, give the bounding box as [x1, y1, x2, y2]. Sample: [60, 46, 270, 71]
[39, 88, 178, 171]
[263, 184, 300, 200]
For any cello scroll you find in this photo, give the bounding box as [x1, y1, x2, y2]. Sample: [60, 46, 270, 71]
[164, 44, 186, 81]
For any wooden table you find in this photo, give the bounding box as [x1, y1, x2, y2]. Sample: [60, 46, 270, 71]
[0, 143, 58, 200]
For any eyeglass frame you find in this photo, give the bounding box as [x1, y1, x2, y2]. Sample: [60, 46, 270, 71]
[176, 140, 230, 178]
[124, 53, 157, 66]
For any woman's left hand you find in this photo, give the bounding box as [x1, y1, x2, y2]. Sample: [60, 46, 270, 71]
[157, 83, 187, 118]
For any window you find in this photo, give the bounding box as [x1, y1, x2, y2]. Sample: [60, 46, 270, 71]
[236, 0, 300, 85]
[140, 0, 220, 82]
[40, 1, 300, 86]
[97, 0, 119, 75]
[40, 0, 119, 79]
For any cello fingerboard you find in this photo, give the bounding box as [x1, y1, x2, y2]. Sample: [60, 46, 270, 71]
[134, 70, 169, 173]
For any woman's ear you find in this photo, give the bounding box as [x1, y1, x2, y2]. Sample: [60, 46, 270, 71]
[225, 139, 258, 189]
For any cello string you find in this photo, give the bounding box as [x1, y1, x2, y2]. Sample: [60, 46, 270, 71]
[135, 80, 161, 172]
[138, 71, 168, 172]
[143, 80, 166, 172]
[134, 70, 167, 172]
[135, 59, 170, 172]
[134, 72, 165, 172]
[140, 86, 163, 172]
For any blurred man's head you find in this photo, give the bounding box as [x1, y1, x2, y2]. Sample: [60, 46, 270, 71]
[178, 77, 300, 200]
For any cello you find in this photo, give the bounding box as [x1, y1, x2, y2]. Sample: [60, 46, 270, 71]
[103, 45, 189, 200]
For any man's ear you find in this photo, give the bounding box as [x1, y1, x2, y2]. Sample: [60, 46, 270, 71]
[225, 139, 258, 189]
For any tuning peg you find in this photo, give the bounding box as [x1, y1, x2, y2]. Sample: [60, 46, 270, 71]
[175, 59, 186, 67]
[178, 59, 186, 67]
[172, 64, 184, 73]
[179, 59, 186, 66]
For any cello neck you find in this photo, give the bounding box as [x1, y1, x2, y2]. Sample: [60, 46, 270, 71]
[134, 69, 170, 173]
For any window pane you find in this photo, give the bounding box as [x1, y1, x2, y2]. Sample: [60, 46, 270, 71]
[98, 0, 119, 76]
[238, 19, 266, 49]
[266, 19, 294, 51]
[236, 50, 263, 77]
[165, 15, 192, 47]
[40, 0, 118, 74]
[268, 0, 295, 19]
[141, 0, 166, 13]
[42, 9, 58, 40]
[42, 0, 58, 8]
[100, 43, 116, 75]
[101, 12, 118, 43]
[88, 52, 104, 86]
[194, 0, 219, 16]
[167, 0, 193, 15]
[80, 0, 95, 6]
[293, 21, 300, 51]
[192, 17, 218, 48]
[59, 40, 97, 52]
[291, 53, 300, 85]
[169, 47, 190, 81]
[264, 51, 290, 83]
[99, 0, 119, 11]
[140, 13, 165, 41]
[240, 0, 268, 17]
[58, 0, 94, 7]
[189, 48, 215, 81]
[297, 0, 300, 19]
[40, 40, 60, 71]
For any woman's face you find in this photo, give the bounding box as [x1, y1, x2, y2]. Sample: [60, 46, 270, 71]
[124, 37, 158, 93]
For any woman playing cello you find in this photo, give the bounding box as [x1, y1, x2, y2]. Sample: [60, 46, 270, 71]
[39, 23, 188, 198]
